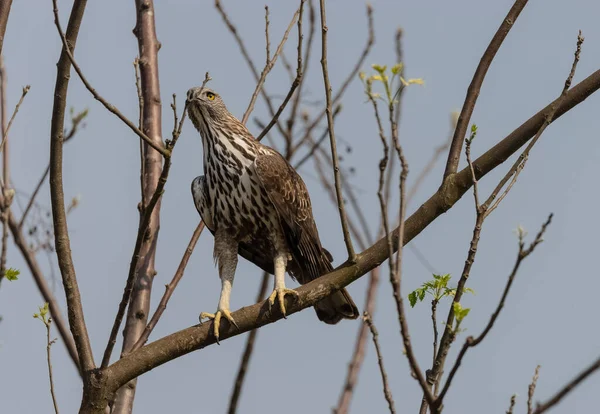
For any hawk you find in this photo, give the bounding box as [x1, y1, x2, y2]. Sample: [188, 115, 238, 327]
[186, 86, 359, 341]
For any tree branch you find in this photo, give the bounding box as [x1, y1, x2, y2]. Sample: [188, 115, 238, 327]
[363, 312, 396, 414]
[443, 0, 529, 179]
[48, 0, 95, 373]
[51, 0, 167, 157]
[227, 271, 270, 414]
[241, 2, 301, 125]
[532, 356, 600, 414]
[7, 209, 79, 370]
[318, 0, 356, 261]
[0, 0, 12, 56]
[129, 221, 205, 352]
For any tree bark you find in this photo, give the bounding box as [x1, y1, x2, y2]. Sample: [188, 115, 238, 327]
[110, 1, 163, 413]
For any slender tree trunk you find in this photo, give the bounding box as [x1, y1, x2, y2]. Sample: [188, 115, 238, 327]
[110, 1, 163, 412]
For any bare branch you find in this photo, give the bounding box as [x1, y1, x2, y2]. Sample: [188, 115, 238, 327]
[214, 0, 291, 141]
[443, 0, 529, 179]
[18, 109, 86, 230]
[264, 6, 270, 64]
[532, 356, 600, 414]
[51, 0, 168, 157]
[296, 3, 374, 149]
[35, 309, 60, 414]
[293, 104, 341, 169]
[255, 0, 305, 142]
[48, 0, 95, 373]
[363, 312, 396, 414]
[0, 84, 29, 155]
[0, 0, 13, 56]
[6, 209, 79, 370]
[528, 365, 541, 414]
[129, 221, 205, 352]
[0, 56, 8, 284]
[437, 214, 552, 403]
[407, 115, 455, 204]
[318, 0, 355, 261]
[286, 0, 315, 141]
[241, 4, 301, 124]
[506, 394, 517, 414]
[227, 272, 270, 414]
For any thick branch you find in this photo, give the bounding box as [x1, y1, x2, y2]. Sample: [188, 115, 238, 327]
[0, 0, 12, 56]
[48, 0, 94, 373]
[443, 0, 528, 179]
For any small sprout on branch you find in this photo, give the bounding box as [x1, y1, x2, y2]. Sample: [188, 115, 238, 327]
[408, 273, 474, 308]
[360, 62, 424, 104]
[467, 124, 478, 144]
[33, 302, 50, 323]
[452, 302, 470, 331]
[514, 224, 528, 243]
[4, 268, 19, 281]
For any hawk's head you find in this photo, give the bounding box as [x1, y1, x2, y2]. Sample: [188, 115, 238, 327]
[186, 87, 229, 130]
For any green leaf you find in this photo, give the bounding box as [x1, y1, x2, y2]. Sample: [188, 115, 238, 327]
[371, 64, 387, 74]
[391, 63, 403, 75]
[4, 268, 19, 281]
[408, 291, 417, 308]
[453, 302, 471, 323]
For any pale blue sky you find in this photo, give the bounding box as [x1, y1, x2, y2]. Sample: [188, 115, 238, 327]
[1, 0, 599, 413]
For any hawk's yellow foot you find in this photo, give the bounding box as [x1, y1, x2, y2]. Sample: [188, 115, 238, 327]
[200, 308, 239, 343]
[268, 287, 300, 318]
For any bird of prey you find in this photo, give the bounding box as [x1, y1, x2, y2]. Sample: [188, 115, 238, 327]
[186, 86, 359, 341]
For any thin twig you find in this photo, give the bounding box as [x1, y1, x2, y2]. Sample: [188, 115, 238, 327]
[0, 84, 29, 155]
[294, 3, 374, 152]
[286, 0, 315, 141]
[528, 365, 541, 414]
[436, 215, 552, 403]
[506, 394, 517, 414]
[407, 116, 455, 205]
[0, 57, 8, 283]
[129, 221, 205, 352]
[227, 272, 270, 414]
[241, 4, 300, 124]
[214, 0, 291, 142]
[134, 58, 145, 204]
[532, 355, 600, 414]
[255, 0, 305, 142]
[51, 0, 167, 157]
[443, 0, 529, 179]
[293, 105, 341, 169]
[264, 6, 270, 64]
[318, 0, 355, 261]
[18, 110, 86, 230]
[363, 312, 396, 414]
[40, 315, 60, 414]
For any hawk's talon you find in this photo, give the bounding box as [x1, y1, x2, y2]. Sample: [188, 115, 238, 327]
[268, 288, 300, 317]
[199, 309, 238, 343]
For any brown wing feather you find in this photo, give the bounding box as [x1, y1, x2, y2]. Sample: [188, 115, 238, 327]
[254, 150, 332, 283]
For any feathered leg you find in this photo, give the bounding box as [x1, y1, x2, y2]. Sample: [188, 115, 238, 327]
[200, 230, 239, 343]
[268, 252, 299, 317]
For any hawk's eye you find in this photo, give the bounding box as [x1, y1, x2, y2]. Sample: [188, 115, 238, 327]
[206, 92, 215, 101]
